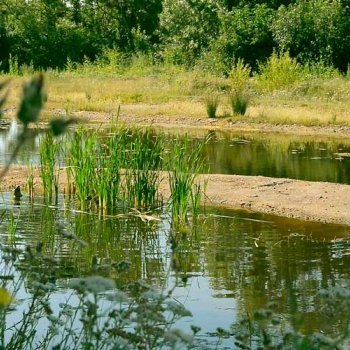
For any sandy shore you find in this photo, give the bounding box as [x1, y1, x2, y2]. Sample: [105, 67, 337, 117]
[3, 165, 350, 226]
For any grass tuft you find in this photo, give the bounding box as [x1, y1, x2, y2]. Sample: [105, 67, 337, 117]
[205, 94, 219, 118]
[230, 92, 250, 116]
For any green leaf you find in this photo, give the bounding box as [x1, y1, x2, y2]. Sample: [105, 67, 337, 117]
[17, 74, 45, 126]
[49, 118, 77, 136]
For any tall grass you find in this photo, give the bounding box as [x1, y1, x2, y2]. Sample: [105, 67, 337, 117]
[65, 126, 166, 212]
[230, 92, 250, 116]
[124, 129, 163, 209]
[205, 94, 219, 118]
[66, 128, 98, 210]
[167, 136, 206, 229]
[39, 132, 60, 203]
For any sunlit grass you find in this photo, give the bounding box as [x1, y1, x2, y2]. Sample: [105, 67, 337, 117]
[2, 60, 350, 128]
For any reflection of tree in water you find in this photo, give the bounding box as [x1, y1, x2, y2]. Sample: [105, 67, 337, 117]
[198, 208, 350, 336]
[202, 130, 350, 184]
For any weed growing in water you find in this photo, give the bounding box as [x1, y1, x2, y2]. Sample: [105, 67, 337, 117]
[39, 132, 60, 203]
[124, 129, 163, 209]
[25, 163, 35, 200]
[66, 128, 98, 209]
[167, 136, 206, 230]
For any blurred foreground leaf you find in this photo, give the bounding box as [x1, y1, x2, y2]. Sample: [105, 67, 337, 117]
[17, 74, 45, 126]
[0, 287, 14, 308]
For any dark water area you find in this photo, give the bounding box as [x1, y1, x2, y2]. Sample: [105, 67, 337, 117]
[1, 194, 350, 347]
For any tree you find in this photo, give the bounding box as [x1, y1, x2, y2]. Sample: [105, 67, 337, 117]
[209, 4, 275, 72]
[273, 0, 350, 71]
[159, 0, 222, 66]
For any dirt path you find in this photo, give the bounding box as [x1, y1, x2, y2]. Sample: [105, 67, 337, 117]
[3, 165, 350, 226]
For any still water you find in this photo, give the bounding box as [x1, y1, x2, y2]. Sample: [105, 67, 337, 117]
[1, 123, 350, 347]
[1, 194, 350, 347]
[2, 122, 350, 184]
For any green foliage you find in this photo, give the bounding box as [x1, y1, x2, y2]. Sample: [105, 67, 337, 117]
[255, 51, 304, 92]
[229, 59, 251, 93]
[167, 136, 206, 229]
[205, 94, 219, 118]
[210, 4, 275, 73]
[39, 133, 60, 203]
[229, 91, 250, 116]
[159, 0, 221, 66]
[273, 0, 350, 71]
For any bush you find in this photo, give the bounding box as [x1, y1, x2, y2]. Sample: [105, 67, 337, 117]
[159, 0, 221, 66]
[254, 51, 304, 92]
[209, 5, 275, 73]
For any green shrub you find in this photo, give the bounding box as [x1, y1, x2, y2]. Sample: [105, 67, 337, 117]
[229, 59, 251, 93]
[255, 51, 303, 92]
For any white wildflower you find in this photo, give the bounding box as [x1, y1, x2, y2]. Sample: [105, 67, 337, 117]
[68, 276, 116, 294]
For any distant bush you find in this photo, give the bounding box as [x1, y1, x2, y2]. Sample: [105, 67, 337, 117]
[254, 51, 304, 92]
[208, 5, 275, 73]
[159, 0, 221, 66]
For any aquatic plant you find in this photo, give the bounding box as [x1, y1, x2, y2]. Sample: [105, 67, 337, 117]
[66, 128, 98, 210]
[124, 129, 163, 209]
[167, 136, 206, 230]
[39, 132, 60, 203]
[25, 164, 35, 200]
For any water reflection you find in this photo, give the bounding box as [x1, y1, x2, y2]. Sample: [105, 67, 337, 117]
[2, 124, 350, 184]
[202, 130, 350, 183]
[0, 198, 349, 344]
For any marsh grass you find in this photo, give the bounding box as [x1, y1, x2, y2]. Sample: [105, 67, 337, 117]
[167, 136, 206, 229]
[205, 94, 219, 118]
[65, 127, 166, 212]
[66, 128, 98, 209]
[25, 164, 35, 200]
[39, 133, 60, 203]
[124, 129, 163, 209]
[230, 92, 250, 116]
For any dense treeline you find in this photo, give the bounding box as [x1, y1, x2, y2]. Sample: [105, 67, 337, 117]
[1, 0, 350, 73]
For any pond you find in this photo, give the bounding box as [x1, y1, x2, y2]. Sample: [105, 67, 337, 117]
[3, 122, 350, 184]
[1, 193, 350, 348]
[0, 122, 350, 348]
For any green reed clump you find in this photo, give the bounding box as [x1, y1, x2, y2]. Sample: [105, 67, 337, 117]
[94, 128, 126, 210]
[124, 129, 163, 209]
[167, 136, 205, 229]
[205, 94, 219, 118]
[66, 128, 98, 209]
[229, 91, 250, 116]
[39, 132, 60, 203]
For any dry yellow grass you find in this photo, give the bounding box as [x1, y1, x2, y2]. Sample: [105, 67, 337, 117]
[2, 70, 350, 127]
